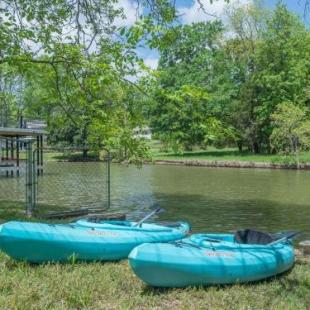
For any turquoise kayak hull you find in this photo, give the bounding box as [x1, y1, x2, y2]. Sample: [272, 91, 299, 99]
[129, 233, 295, 287]
[0, 220, 190, 263]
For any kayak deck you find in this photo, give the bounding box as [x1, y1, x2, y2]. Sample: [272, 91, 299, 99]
[129, 233, 295, 287]
[0, 220, 190, 263]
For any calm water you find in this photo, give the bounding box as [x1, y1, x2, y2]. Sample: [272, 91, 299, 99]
[110, 164, 310, 238]
[0, 162, 309, 238]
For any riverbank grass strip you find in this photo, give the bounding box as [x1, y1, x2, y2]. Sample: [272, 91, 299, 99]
[0, 253, 308, 309]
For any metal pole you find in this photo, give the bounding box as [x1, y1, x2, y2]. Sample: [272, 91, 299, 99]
[40, 135, 43, 175]
[5, 139, 8, 160]
[36, 136, 40, 175]
[32, 149, 37, 210]
[25, 139, 36, 217]
[16, 137, 20, 176]
[10, 139, 14, 176]
[5, 139, 8, 177]
[107, 152, 111, 209]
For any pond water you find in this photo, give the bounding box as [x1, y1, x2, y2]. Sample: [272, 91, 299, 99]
[111, 164, 310, 238]
[0, 162, 309, 238]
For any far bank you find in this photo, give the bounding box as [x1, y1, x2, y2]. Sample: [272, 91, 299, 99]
[150, 145, 310, 170]
[151, 159, 310, 170]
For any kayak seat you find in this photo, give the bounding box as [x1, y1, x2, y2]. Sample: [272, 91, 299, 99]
[234, 229, 273, 245]
[235, 229, 300, 245]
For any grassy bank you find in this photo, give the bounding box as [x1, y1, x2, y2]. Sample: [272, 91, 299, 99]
[0, 201, 69, 223]
[16, 150, 100, 162]
[150, 143, 310, 165]
[0, 204, 308, 309]
[17, 142, 310, 164]
[0, 253, 308, 309]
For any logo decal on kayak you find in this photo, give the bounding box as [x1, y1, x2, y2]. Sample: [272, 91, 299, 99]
[204, 251, 234, 258]
[87, 230, 119, 237]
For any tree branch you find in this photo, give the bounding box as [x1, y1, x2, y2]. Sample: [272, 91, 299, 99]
[51, 63, 79, 127]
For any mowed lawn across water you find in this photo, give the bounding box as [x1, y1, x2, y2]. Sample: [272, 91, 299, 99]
[17, 142, 310, 164]
[0, 204, 309, 309]
[150, 142, 310, 164]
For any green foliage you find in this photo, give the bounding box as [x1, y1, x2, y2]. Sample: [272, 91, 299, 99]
[271, 102, 310, 165]
[144, 3, 310, 155]
[224, 3, 310, 153]
[0, 0, 178, 163]
[150, 85, 211, 151]
[1, 1, 310, 160]
[146, 21, 231, 152]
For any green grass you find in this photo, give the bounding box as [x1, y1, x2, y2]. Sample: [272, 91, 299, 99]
[0, 201, 69, 223]
[0, 254, 308, 309]
[12, 142, 310, 164]
[0, 203, 309, 309]
[150, 143, 310, 164]
[44, 151, 101, 162]
[15, 150, 101, 162]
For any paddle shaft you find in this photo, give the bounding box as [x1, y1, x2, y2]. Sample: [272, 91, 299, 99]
[268, 232, 300, 246]
[135, 208, 162, 227]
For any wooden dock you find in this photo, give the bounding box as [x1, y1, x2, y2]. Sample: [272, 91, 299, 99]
[0, 163, 18, 177]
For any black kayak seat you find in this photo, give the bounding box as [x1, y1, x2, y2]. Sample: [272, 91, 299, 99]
[234, 229, 299, 245]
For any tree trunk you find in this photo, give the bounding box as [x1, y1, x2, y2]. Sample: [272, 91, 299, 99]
[184, 143, 193, 152]
[253, 141, 260, 154]
[83, 149, 88, 160]
[237, 141, 243, 153]
[293, 138, 300, 169]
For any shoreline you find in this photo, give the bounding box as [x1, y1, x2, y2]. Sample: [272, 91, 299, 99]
[151, 159, 310, 170]
[49, 155, 310, 170]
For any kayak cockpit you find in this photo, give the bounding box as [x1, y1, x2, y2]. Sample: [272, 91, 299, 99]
[74, 219, 190, 233]
[187, 229, 298, 250]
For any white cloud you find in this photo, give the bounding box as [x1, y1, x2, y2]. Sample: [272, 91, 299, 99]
[144, 57, 159, 70]
[114, 0, 141, 27]
[179, 0, 252, 24]
[123, 56, 158, 83]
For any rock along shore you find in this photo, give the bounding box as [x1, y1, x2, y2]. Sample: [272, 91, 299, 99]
[151, 159, 310, 170]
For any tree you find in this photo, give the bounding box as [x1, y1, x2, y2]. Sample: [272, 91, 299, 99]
[158, 21, 225, 89]
[224, 3, 310, 153]
[0, 0, 182, 162]
[146, 21, 235, 151]
[151, 85, 210, 151]
[271, 102, 310, 166]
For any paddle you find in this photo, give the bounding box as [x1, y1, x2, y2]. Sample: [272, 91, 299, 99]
[134, 207, 164, 227]
[268, 231, 301, 246]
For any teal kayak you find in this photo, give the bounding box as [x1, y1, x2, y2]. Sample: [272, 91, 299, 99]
[0, 220, 190, 263]
[129, 230, 296, 287]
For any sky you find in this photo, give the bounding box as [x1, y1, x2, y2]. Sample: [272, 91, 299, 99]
[116, 0, 307, 70]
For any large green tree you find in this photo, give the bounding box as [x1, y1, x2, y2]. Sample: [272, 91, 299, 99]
[0, 0, 184, 161]
[2, 1, 310, 159]
[271, 102, 310, 166]
[225, 4, 310, 153]
[146, 21, 234, 151]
